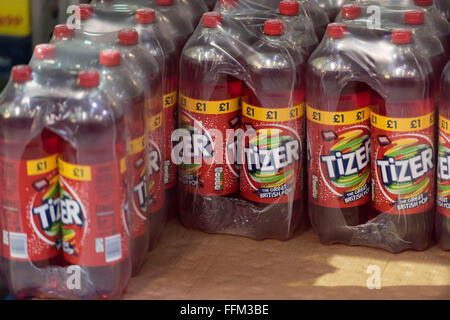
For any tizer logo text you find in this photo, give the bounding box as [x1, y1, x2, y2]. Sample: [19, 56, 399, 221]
[245, 139, 300, 173]
[32, 198, 61, 231]
[377, 148, 433, 186]
[321, 139, 370, 180]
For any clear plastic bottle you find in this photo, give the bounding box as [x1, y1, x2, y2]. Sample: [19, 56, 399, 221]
[436, 61, 450, 251]
[57, 69, 131, 299]
[135, 8, 180, 221]
[240, 19, 306, 240]
[0, 64, 60, 298]
[307, 24, 373, 244]
[178, 12, 243, 234]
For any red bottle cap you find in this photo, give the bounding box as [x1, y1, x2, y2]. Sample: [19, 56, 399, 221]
[203, 12, 223, 28]
[341, 5, 361, 20]
[279, 0, 299, 16]
[327, 23, 347, 39]
[118, 29, 139, 45]
[78, 70, 100, 88]
[53, 24, 75, 39]
[404, 10, 425, 25]
[136, 8, 156, 24]
[11, 65, 32, 83]
[156, 0, 174, 6]
[219, 0, 239, 8]
[414, 0, 432, 6]
[391, 29, 412, 44]
[77, 4, 93, 20]
[100, 49, 121, 66]
[34, 44, 55, 60]
[264, 19, 284, 36]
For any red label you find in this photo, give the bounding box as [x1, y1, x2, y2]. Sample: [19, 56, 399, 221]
[148, 112, 165, 213]
[59, 158, 129, 267]
[0, 155, 61, 261]
[307, 106, 371, 208]
[240, 102, 304, 204]
[177, 95, 241, 196]
[437, 115, 450, 217]
[163, 90, 178, 189]
[128, 135, 148, 238]
[371, 111, 435, 215]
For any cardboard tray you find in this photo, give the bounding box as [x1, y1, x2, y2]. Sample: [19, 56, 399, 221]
[124, 220, 450, 300]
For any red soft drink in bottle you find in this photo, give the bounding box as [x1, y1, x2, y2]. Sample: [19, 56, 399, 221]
[178, 12, 243, 233]
[0, 65, 61, 298]
[307, 24, 373, 244]
[135, 8, 180, 220]
[370, 29, 435, 251]
[240, 19, 306, 240]
[436, 61, 450, 251]
[59, 70, 131, 299]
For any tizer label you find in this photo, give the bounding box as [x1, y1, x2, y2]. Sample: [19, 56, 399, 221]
[241, 102, 304, 203]
[148, 111, 165, 213]
[177, 94, 241, 196]
[437, 115, 450, 217]
[0, 154, 61, 261]
[59, 158, 129, 267]
[128, 135, 148, 238]
[371, 111, 435, 215]
[307, 104, 371, 208]
[163, 90, 178, 189]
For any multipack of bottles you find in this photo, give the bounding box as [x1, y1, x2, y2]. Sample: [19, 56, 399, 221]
[437, 61, 450, 251]
[307, 0, 450, 252]
[176, 0, 320, 240]
[0, 0, 206, 300]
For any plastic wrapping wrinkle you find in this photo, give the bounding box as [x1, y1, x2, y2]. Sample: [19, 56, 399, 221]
[178, 12, 310, 240]
[307, 23, 436, 252]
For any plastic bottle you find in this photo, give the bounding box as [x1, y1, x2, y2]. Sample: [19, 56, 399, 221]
[116, 30, 166, 252]
[307, 24, 373, 244]
[0, 65, 60, 298]
[135, 8, 179, 220]
[240, 19, 306, 240]
[178, 12, 243, 233]
[278, 0, 319, 59]
[58, 69, 131, 299]
[370, 29, 435, 251]
[437, 61, 450, 251]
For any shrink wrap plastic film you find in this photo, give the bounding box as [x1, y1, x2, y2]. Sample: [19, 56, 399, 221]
[341, 0, 450, 55]
[437, 61, 450, 251]
[316, 0, 347, 21]
[214, 0, 330, 39]
[307, 21, 438, 253]
[0, 6, 170, 300]
[177, 9, 317, 240]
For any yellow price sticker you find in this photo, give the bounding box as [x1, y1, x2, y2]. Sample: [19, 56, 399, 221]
[148, 112, 163, 131]
[129, 136, 145, 155]
[27, 154, 57, 176]
[307, 106, 370, 126]
[179, 94, 240, 115]
[242, 102, 305, 122]
[58, 159, 92, 182]
[439, 115, 450, 135]
[371, 112, 434, 132]
[163, 91, 178, 108]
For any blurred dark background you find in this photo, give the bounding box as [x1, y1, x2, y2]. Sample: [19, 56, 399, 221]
[0, 0, 90, 91]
